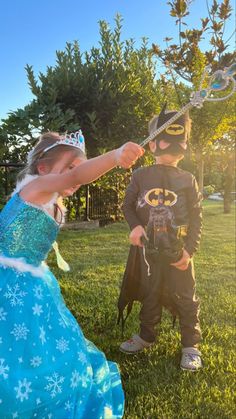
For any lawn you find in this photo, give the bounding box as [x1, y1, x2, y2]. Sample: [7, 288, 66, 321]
[48, 201, 236, 419]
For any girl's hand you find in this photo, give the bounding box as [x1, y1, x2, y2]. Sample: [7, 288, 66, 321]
[115, 142, 144, 168]
[130, 225, 148, 247]
[171, 249, 191, 270]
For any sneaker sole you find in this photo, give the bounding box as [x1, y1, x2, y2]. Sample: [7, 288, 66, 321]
[180, 366, 202, 372]
[119, 347, 144, 354]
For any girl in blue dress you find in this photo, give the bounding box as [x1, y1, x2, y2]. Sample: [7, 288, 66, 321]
[0, 131, 143, 419]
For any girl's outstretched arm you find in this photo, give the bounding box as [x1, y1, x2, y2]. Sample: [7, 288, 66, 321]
[21, 142, 144, 200]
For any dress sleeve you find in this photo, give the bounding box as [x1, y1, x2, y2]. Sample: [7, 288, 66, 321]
[122, 171, 143, 231]
[184, 176, 203, 257]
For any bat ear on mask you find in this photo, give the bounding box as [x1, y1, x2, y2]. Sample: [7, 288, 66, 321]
[148, 103, 168, 137]
[157, 102, 168, 127]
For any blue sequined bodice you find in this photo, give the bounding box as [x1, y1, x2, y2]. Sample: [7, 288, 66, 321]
[0, 193, 59, 266]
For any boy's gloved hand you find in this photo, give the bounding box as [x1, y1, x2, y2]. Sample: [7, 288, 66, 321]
[129, 225, 148, 247]
[171, 248, 191, 270]
[115, 142, 144, 168]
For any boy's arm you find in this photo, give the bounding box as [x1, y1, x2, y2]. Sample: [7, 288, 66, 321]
[122, 171, 143, 231]
[184, 176, 203, 257]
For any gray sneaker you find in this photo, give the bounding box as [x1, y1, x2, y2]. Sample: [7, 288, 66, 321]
[180, 347, 202, 371]
[119, 334, 153, 354]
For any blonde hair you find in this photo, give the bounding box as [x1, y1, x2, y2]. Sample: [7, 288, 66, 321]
[18, 132, 86, 181]
[148, 110, 192, 141]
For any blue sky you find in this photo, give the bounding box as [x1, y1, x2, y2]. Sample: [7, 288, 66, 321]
[0, 0, 235, 120]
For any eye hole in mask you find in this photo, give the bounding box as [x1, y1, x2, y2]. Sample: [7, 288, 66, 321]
[158, 140, 188, 150]
[159, 140, 171, 150]
[178, 141, 188, 150]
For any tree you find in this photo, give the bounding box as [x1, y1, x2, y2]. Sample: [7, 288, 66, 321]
[0, 15, 166, 218]
[16, 16, 164, 156]
[190, 93, 236, 192]
[152, 0, 236, 193]
[153, 0, 235, 82]
[211, 122, 235, 213]
[1, 15, 168, 158]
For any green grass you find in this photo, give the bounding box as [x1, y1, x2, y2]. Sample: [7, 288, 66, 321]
[48, 201, 236, 419]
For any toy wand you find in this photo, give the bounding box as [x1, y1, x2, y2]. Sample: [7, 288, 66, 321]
[139, 63, 236, 148]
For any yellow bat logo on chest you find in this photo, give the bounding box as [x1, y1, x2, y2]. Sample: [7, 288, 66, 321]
[144, 188, 177, 207]
[165, 124, 185, 135]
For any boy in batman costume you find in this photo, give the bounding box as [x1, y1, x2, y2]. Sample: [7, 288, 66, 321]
[117, 106, 203, 370]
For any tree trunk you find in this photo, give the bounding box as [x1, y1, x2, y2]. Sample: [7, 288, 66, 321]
[196, 151, 204, 194]
[223, 155, 234, 214]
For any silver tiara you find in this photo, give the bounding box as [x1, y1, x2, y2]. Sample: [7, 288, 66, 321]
[26, 130, 86, 163]
[42, 130, 86, 154]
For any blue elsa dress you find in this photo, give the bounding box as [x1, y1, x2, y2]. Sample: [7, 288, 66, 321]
[0, 177, 124, 419]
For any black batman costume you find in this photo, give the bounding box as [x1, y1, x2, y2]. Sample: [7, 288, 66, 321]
[117, 108, 202, 347]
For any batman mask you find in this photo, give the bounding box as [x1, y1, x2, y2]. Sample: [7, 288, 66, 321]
[153, 105, 189, 156]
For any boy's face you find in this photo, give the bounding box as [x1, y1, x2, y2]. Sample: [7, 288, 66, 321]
[149, 140, 184, 164]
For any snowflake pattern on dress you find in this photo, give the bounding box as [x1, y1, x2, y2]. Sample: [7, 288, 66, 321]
[39, 326, 46, 345]
[0, 358, 9, 379]
[0, 181, 124, 418]
[14, 378, 32, 402]
[30, 356, 42, 368]
[32, 303, 43, 316]
[33, 284, 43, 300]
[4, 283, 27, 306]
[11, 323, 30, 341]
[44, 372, 65, 398]
[78, 351, 87, 364]
[65, 400, 73, 411]
[56, 337, 69, 353]
[70, 370, 80, 389]
[0, 307, 7, 321]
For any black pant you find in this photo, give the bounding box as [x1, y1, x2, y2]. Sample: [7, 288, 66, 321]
[139, 257, 201, 347]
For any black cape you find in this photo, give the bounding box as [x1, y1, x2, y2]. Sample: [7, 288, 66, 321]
[117, 245, 177, 334]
